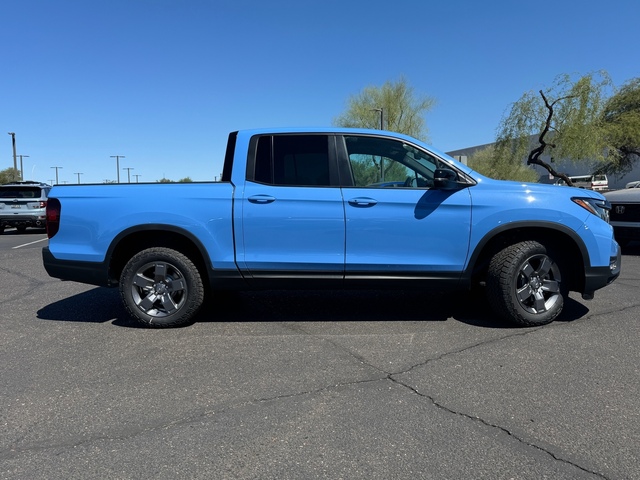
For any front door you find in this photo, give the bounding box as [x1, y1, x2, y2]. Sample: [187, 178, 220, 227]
[339, 134, 472, 278]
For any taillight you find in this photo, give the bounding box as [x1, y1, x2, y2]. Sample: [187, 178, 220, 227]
[46, 198, 61, 238]
[39, 200, 47, 208]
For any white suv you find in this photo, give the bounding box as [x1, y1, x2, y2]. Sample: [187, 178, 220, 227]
[0, 181, 52, 234]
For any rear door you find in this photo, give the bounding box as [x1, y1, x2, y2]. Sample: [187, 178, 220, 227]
[237, 134, 346, 278]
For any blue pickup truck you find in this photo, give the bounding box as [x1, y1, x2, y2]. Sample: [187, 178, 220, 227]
[43, 128, 621, 328]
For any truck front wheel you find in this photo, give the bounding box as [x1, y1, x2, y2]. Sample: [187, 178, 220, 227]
[486, 241, 565, 327]
[119, 247, 204, 328]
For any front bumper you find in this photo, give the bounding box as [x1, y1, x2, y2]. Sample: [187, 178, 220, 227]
[582, 243, 621, 299]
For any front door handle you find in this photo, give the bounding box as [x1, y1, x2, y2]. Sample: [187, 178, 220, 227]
[248, 195, 276, 204]
[348, 197, 378, 207]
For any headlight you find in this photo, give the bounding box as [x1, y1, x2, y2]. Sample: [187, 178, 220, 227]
[572, 197, 611, 223]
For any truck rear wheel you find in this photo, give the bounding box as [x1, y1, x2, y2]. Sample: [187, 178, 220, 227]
[486, 241, 565, 327]
[119, 247, 204, 328]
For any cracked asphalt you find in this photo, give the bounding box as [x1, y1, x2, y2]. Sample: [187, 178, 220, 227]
[1, 231, 639, 479]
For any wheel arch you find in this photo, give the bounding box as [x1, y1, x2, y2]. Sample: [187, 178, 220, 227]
[105, 224, 213, 288]
[466, 222, 590, 293]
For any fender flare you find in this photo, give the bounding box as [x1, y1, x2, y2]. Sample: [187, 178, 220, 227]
[463, 220, 590, 279]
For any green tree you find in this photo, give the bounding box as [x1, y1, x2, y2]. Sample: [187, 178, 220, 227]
[334, 77, 436, 186]
[334, 76, 436, 141]
[599, 77, 640, 174]
[0, 167, 20, 184]
[495, 72, 614, 186]
[467, 145, 539, 182]
[156, 177, 194, 183]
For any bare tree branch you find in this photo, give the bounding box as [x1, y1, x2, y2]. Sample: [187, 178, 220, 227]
[526, 90, 575, 186]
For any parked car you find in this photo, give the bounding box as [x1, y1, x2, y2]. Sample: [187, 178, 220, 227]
[625, 180, 640, 189]
[604, 188, 640, 246]
[554, 174, 609, 191]
[0, 181, 52, 234]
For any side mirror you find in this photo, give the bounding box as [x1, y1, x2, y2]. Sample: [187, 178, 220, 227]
[433, 168, 462, 190]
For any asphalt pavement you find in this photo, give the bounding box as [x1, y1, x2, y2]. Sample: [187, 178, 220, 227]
[1, 228, 639, 479]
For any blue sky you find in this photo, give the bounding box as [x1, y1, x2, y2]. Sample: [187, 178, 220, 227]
[2, 0, 639, 184]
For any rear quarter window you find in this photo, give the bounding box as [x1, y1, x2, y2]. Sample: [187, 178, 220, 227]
[253, 135, 331, 187]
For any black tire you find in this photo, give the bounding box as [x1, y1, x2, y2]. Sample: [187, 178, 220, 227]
[119, 247, 205, 328]
[486, 241, 565, 327]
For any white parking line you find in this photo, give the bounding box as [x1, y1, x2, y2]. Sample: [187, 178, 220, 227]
[12, 238, 48, 249]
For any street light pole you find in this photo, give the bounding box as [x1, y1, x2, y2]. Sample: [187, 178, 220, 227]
[18, 155, 29, 181]
[133, 174, 142, 183]
[110, 155, 125, 183]
[371, 108, 384, 130]
[371, 108, 385, 180]
[74, 172, 83, 184]
[7, 132, 18, 180]
[123, 167, 134, 183]
[50, 166, 63, 185]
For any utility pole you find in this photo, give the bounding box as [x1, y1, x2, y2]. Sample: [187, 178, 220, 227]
[18, 155, 29, 181]
[123, 167, 134, 183]
[133, 174, 142, 183]
[74, 172, 83, 184]
[7, 132, 18, 180]
[110, 155, 125, 183]
[50, 166, 63, 185]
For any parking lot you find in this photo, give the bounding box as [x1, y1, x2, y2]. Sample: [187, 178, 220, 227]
[1, 228, 639, 479]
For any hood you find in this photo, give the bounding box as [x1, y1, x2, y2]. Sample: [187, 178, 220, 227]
[473, 175, 607, 200]
[604, 188, 640, 203]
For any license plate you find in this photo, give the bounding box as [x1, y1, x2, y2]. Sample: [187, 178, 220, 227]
[11, 205, 22, 209]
